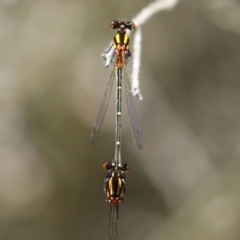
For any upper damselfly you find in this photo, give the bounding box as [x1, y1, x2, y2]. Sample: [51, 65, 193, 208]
[89, 20, 142, 150]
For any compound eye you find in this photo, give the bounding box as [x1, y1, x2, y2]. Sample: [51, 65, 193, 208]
[119, 163, 130, 172]
[124, 164, 130, 172]
[102, 161, 112, 170]
[109, 20, 119, 29]
[126, 21, 135, 30]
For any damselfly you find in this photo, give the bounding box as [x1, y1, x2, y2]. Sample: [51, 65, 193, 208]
[89, 20, 142, 150]
[91, 20, 140, 240]
[103, 161, 129, 240]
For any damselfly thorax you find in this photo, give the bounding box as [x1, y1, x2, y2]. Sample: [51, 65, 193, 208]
[103, 161, 129, 205]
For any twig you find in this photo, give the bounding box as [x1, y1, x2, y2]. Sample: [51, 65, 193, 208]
[101, 0, 179, 99]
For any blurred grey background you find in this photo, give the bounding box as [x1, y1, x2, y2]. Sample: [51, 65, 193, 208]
[1, 0, 240, 239]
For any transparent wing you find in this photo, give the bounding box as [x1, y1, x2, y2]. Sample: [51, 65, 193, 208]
[89, 68, 115, 144]
[109, 204, 118, 240]
[123, 64, 143, 149]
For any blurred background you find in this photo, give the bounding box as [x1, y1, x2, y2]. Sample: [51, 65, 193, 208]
[1, 0, 240, 239]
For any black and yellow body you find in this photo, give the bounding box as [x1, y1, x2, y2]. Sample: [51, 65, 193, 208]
[113, 33, 130, 67]
[113, 33, 130, 49]
[103, 162, 129, 205]
[109, 20, 135, 68]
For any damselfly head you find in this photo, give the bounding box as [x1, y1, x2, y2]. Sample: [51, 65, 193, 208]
[103, 161, 129, 172]
[109, 20, 135, 33]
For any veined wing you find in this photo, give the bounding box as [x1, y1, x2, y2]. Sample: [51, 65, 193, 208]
[109, 204, 118, 240]
[123, 64, 143, 149]
[89, 68, 115, 144]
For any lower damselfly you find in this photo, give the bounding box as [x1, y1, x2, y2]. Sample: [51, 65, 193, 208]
[103, 161, 129, 240]
[89, 20, 142, 150]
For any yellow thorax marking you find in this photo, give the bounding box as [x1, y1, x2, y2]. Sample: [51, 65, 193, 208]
[115, 33, 129, 45]
[124, 35, 128, 44]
